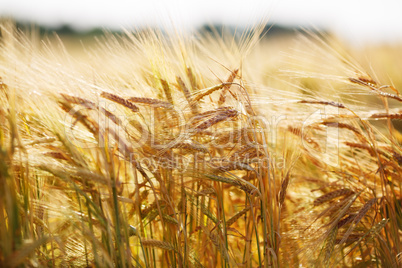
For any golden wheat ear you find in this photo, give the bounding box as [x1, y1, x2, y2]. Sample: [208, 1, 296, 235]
[218, 68, 239, 106]
[193, 109, 238, 131]
[160, 79, 174, 104]
[61, 93, 122, 125]
[191, 83, 227, 103]
[313, 189, 354, 207]
[141, 239, 176, 251]
[100, 91, 139, 113]
[176, 76, 199, 114]
[127, 96, 173, 109]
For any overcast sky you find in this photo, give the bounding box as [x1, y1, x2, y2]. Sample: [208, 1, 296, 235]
[1, 0, 402, 45]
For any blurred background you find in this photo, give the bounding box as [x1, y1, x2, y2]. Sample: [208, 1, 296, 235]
[1, 0, 402, 46]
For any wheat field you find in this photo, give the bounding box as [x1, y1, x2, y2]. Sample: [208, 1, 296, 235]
[1, 21, 402, 267]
